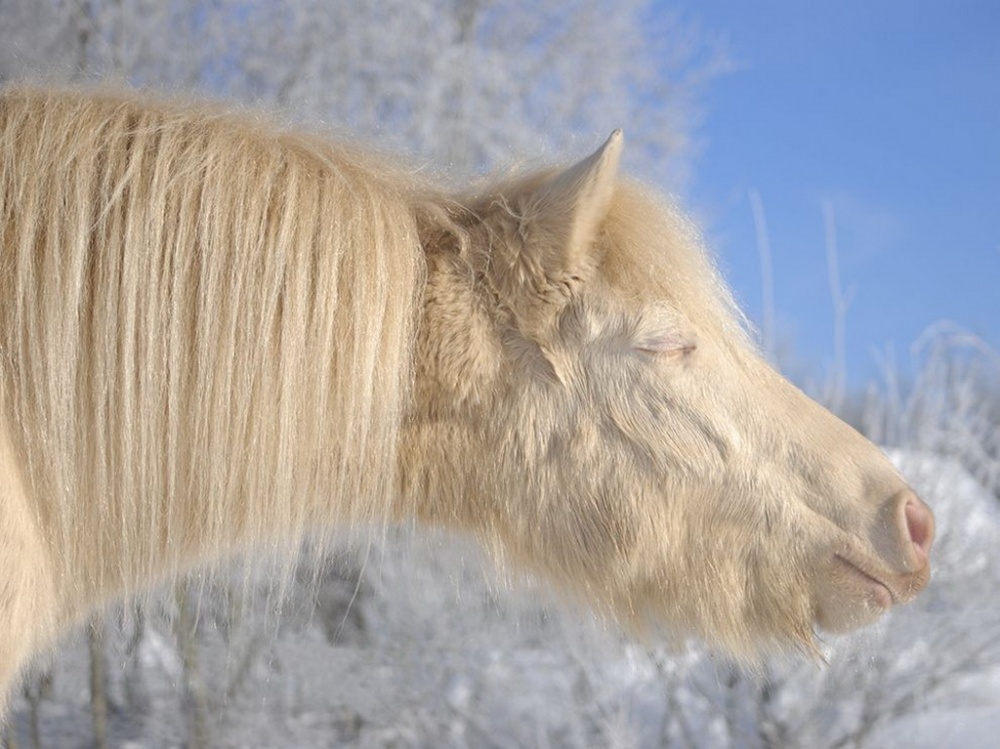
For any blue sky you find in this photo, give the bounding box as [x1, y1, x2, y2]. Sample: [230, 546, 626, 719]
[669, 1, 1000, 388]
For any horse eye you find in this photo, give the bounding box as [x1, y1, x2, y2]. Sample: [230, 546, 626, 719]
[634, 337, 697, 359]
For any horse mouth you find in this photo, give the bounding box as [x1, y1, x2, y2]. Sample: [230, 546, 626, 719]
[833, 554, 896, 609]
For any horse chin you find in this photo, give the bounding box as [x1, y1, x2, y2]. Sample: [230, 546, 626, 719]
[813, 554, 897, 634]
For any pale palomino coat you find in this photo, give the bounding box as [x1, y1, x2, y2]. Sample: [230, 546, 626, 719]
[0, 88, 933, 713]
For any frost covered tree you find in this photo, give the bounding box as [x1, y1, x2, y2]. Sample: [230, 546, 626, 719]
[0, 0, 202, 83]
[0, 0, 728, 189]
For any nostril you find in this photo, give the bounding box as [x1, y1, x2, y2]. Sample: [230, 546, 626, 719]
[904, 497, 935, 562]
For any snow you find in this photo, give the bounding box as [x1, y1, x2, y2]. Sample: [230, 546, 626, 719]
[870, 452, 1000, 749]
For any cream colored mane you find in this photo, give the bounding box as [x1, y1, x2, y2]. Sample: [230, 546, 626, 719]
[0, 87, 431, 616]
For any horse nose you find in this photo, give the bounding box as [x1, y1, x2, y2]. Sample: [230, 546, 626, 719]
[903, 492, 934, 565]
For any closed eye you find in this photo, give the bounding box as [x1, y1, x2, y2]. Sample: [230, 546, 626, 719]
[634, 337, 697, 359]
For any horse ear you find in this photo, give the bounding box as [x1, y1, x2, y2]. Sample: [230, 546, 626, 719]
[518, 130, 623, 286]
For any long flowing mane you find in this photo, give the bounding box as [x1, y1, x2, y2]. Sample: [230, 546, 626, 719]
[0, 87, 427, 611]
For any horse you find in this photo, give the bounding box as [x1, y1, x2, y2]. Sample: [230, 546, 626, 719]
[0, 87, 933, 714]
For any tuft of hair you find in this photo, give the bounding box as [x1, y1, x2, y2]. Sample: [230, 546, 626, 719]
[0, 86, 432, 618]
